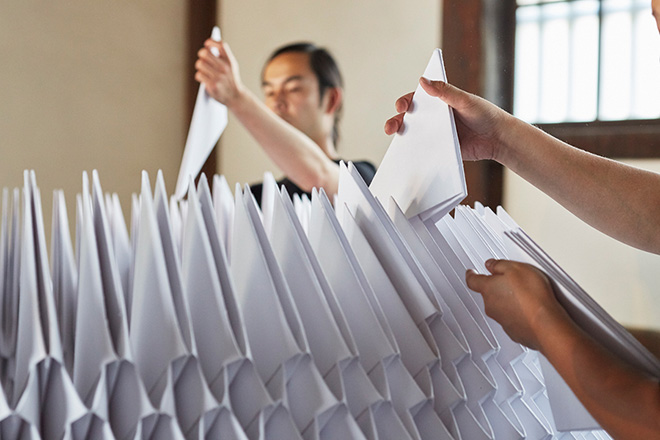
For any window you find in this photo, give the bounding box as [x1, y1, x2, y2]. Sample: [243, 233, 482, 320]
[514, 0, 660, 124]
[442, 0, 660, 208]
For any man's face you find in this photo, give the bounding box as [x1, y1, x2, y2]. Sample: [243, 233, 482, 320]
[654, 0, 660, 32]
[262, 52, 330, 143]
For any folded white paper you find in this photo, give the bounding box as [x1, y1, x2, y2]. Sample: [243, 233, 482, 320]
[368, 49, 466, 222]
[0, 47, 629, 440]
[175, 26, 228, 200]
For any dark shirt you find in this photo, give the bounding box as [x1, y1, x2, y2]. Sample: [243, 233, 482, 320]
[249, 159, 377, 206]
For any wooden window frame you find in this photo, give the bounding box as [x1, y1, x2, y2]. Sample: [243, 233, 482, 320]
[539, 120, 660, 158]
[442, 0, 660, 208]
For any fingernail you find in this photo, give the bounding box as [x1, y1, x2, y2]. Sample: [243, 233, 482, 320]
[420, 77, 431, 84]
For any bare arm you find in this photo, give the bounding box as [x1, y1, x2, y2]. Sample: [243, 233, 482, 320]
[627, 327, 660, 360]
[222, 86, 339, 195]
[466, 260, 660, 439]
[195, 39, 339, 196]
[386, 79, 660, 254]
[497, 116, 660, 255]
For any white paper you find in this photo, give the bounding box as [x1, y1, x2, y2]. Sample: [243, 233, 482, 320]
[307, 189, 397, 374]
[73, 181, 118, 405]
[35, 360, 88, 440]
[91, 171, 132, 360]
[175, 26, 228, 199]
[28, 171, 64, 363]
[360, 400, 413, 440]
[153, 172, 196, 355]
[13, 174, 49, 406]
[338, 163, 440, 326]
[242, 188, 308, 357]
[222, 358, 274, 435]
[212, 174, 235, 260]
[51, 190, 78, 376]
[339, 204, 438, 379]
[230, 186, 303, 385]
[163, 355, 218, 436]
[109, 192, 133, 317]
[268, 185, 354, 377]
[180, 178, 244, 392]
[368, 49, 466, 221]
[0, 188, 20, 362]
[93, 359, 154, 440]
[129, 172, 188, 406]
[277, 186, 359, 358]
[197, 176, 249, 358]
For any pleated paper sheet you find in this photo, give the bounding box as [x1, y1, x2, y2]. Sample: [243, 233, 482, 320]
[0, 48, 640, 439]
[0, 166, 617, 440]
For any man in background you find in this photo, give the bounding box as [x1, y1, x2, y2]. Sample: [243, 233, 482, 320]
[195, 40, 376, 203]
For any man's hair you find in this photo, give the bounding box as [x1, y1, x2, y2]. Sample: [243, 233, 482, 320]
[264, 42, 344, 146]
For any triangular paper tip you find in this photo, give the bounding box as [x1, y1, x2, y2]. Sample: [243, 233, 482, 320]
[212, 26, 221, 41]
[422, 49, 446, 82]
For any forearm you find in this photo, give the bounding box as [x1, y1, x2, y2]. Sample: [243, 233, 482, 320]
[466, 258, 660, 437]
[228, 90, 339, 195]
[495, 115, 660, 253]
[627, 327, 660, 360]
[537, 311, 660, 438]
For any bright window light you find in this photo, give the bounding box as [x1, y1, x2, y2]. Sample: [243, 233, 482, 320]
[514, 0, 660, 123]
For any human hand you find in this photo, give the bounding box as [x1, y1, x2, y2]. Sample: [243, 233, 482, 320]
[195, 39, 245, 108]
[384, 78, 511, 162]
[465, 259, 571, 351]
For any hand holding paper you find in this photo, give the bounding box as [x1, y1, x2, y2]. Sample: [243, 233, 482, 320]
[465, 259, 562, 352]
[175, 26, 228, 200]
[371, 49, 466, 222]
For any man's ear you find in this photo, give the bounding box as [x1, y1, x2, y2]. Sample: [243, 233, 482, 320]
[323, 87, 343, 114]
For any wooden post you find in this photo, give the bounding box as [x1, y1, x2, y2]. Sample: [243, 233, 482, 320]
[186, 0, 218, 183]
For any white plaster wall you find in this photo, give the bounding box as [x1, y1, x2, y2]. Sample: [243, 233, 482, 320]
[218, 0, 441, 187]
[0, 2, 187, 228]
[503, 159, 660, 330]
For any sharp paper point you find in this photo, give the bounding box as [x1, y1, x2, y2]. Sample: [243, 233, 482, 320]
[212, 26, 221, 42]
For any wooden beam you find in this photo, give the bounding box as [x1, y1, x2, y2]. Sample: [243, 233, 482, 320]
[442, 0, 513, 209]
[539, 120, 660, 159]
[442, 0, 483, 95]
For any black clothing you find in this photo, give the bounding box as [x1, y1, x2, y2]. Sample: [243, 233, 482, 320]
[249, 159, 377, 206]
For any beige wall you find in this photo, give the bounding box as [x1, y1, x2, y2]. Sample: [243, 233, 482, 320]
[218, 0, 441, 187]
[0, 2, 188, 227]
[503, 159, 660, 330]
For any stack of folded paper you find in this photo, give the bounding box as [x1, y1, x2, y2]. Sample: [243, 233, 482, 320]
[0, 166, 619, 440]
[1, 48, 648, 439]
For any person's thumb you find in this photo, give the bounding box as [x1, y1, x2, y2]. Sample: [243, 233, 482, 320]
[420, 77, 450, 97]
[420, 78, 469, 110]
[465, 269, 491, 293]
